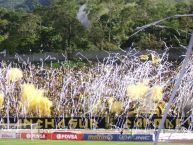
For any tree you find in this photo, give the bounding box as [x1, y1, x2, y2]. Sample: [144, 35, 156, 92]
[36, 0, 89, 52]
[125, 0, 193, 50]
[38, 26, 63, 52]
[0, 10, 41, 54]
[0, 12, 9, 45]
[86, 0, 137, 50]
[0, 0, 193, 54]
[17, 13, 41, 53]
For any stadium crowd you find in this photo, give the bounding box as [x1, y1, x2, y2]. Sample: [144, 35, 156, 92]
[0, 57, 190, 119]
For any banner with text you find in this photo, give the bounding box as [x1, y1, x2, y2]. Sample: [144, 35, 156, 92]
[0, 117, 191, 129]
[20, 132, 83, 140]
[83, 134, 153, 141]
[52, 132, 83, 140]
[0, 133, 17, 139]
[21, 133, 49, 140]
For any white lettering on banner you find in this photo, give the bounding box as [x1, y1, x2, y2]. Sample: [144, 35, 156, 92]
[119, 135, 132, 140]
[26, 133, 46, 139]
[88, 135, 113, 141]
[56, 134, 62, 139]
[107, 135, 113, 141]
[0, 133, 16, 139]
[56, 134, 78, 140]
[135, 136, 150, 140]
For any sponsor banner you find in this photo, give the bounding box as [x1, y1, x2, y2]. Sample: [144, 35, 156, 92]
[117, 134, 152, 141]
[19, 132, 153, 141]
[132, 134, 153, 141]
[21, 133, 48, 139]
[84, 134, 115, 141]
[117, 134, 133, 141]
[52, 132, 83, 140]
[16, 133, 21, 139]
[84, 134, 153, 142]
[0, 133, 16, 139]
[159, 133, 193, 141]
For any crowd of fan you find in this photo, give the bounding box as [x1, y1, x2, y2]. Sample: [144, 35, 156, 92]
[0, 60, 180, 118]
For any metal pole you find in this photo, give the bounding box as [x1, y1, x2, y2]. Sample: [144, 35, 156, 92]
[7, 95, 10, 129]
[154, 32, 193, 145]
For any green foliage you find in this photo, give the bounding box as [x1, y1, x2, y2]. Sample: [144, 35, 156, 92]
[0, 35, 7, 44]
[0, 0, 193, 54]
[87, 0, 136, 50]
[61, 59, 89, 68]
[125, 0, 193, 49]
[0, 9, 41, 53]
[38, 26, 63, 52]
[43, 59, 89, 69]
[0, 0, 26, 9]
[36, 0, 89, 52]
[0, 0, 51, 10]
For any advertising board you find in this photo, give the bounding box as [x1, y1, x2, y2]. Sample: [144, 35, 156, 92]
[132, 134, 153, 141]
[84, 134, 153, 141]
[21, 133, 48, 139]
[0, 133, 17, 139]
[52, 132, 83, 140]
[84, 134, 115, 141]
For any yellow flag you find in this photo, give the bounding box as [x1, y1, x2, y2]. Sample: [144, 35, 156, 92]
[151, 53, 161, 64]
[139, 54, 149, 61]
[7, 68, 23, 81]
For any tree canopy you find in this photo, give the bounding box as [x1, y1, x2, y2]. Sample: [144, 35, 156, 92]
[0, 0, 192, 54]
